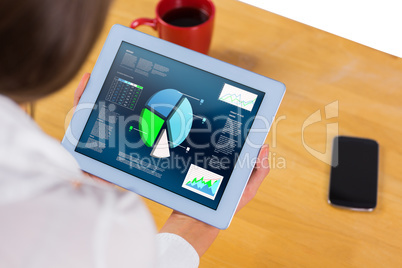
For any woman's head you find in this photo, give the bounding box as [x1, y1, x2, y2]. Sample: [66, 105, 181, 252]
[0, 0, 111, 103]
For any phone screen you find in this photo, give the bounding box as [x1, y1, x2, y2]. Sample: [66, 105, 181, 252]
[329, 136, 379, 210]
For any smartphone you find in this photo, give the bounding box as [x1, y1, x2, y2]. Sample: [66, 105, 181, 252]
[328, 136, 379, 211]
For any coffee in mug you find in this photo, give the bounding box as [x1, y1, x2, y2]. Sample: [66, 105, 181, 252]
[130, 0, 215, 54]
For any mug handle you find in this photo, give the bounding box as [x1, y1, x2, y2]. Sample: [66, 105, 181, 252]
[130, 18, 157, 30]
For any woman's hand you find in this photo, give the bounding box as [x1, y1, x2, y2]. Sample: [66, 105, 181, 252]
[236, 144, 270, 212]
[160, 145, 270, 257]
[74, 72, 91, 107]
[72, 73, 112, 186]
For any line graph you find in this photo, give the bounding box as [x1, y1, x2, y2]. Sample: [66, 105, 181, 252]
[219, 93, 256, 107]
[219, 83, 257, 111]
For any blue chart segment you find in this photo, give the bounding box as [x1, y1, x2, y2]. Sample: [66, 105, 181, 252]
[182, 164, 223, 200]
[218, 83, 257, 112]
[147, 88, 182, 118]
[167, 98, 193, 148]
[139, 89, 193, 158]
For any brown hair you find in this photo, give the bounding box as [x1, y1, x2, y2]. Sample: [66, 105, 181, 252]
[0, 0, 111, 103]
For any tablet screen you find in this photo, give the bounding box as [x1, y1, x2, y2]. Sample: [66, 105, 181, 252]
[75, 42, 265, 209]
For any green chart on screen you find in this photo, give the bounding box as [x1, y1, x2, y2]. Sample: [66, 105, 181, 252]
[139, 89, 193, 158]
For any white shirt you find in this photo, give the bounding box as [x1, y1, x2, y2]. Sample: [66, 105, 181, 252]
[0, 95, 199, 268]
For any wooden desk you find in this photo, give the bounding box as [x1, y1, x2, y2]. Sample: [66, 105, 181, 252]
[35, 0, 402, 266]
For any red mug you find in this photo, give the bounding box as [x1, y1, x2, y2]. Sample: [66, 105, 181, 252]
[130, 0, 215, 54]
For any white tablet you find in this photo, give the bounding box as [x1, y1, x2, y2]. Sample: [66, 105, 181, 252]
[62, 24, 285, 229]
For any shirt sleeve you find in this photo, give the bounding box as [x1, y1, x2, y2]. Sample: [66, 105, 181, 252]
[156, 233, 200, 268]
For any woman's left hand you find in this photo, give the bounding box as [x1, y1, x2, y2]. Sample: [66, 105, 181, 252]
[74, 73, 91, 106]
[71, 73, 112, 186]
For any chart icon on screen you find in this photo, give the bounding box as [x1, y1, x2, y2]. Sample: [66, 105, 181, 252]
[219, 83, 257, 112]
[139, 89, 193, 158]
[182, 164, 223, 200]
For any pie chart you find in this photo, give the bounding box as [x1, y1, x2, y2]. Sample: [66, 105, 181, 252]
[139, 89, 193, 158]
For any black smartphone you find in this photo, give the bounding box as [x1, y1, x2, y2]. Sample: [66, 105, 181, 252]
[328, 136, 379, 211]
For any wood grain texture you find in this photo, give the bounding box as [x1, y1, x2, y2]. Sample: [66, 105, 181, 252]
[34, 0, 402, 267]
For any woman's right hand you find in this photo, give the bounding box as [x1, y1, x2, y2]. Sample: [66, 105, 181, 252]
[160, 144, 270, 257]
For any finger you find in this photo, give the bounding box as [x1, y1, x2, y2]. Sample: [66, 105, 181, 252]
[73, 73, 91, 106]
[83, 171, 113, 185]
[254, 144, 270, 173]
[236, 145, 270, 212]
[247, 144, 270, 189]
[254, 144, 268, 170]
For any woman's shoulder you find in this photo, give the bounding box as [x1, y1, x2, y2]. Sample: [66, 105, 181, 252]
[0, 95, 83, 193]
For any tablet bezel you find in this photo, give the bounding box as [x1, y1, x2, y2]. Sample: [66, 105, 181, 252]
[62, 24, 285, 229]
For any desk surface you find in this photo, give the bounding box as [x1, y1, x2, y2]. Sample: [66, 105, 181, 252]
[35, 0, 402, 266]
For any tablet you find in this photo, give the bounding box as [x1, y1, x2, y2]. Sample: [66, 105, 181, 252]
[62, 24, 285, 229]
